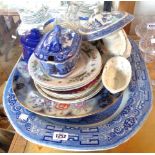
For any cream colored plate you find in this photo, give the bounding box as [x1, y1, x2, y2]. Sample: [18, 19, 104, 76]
[35, 81, 103, 104]
[37, 78, 101, 100]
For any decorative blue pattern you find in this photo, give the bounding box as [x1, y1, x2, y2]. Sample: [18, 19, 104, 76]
[80, 13, 134, 41]
[3, 40, 152, 151]
[34, 25, 81, 62]
[33, 25, 82, 77]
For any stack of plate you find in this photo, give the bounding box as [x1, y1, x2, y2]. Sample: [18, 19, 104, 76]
[3, 8, 153, 151]
[25, 41, 120, 118]
[11, 41, 123, 119]
[5, 40, 152, 151]
[29, 42, 103, 102]
[13, 10, 135, 120]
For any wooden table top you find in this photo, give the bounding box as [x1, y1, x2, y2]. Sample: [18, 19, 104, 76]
[8, 61, 155, 153]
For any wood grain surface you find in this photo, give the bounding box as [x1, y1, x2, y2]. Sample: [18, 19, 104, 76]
[118, 1, 136, 34]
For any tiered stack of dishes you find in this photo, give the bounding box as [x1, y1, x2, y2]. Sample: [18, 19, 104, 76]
[15, 23, 120, 119]
[13, 11, 134, 119]
[4, 5, 152, 151]
[5, 9, 152, 152]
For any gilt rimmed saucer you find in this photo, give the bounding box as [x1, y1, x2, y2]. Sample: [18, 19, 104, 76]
[28, 42, 102, 91]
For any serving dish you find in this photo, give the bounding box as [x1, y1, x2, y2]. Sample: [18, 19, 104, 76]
[79, 11, 134, 41]
[3, 40, 152, 151]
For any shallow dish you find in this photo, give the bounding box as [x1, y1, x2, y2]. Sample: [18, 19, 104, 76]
[28, 42, 102, 91]
[102, 56, 132, 94]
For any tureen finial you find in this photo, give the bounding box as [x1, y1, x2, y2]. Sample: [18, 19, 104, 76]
[48, 25, 62, 53]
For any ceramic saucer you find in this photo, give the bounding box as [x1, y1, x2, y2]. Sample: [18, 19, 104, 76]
[12, 62, 122, 119]
[28, 42, 102, 91]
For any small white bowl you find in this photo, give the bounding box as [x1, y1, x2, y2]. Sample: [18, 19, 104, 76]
[102, 56, 132, 94]
[102, 29, 129, 57]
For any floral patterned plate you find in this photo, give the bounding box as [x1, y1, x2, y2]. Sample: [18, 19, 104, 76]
[12, 62, 122, 119]
[28, 42, 102, 91]
[3, 40, 152, 151]
[36, 75, 101, 100]
[35, 81, 103, 104]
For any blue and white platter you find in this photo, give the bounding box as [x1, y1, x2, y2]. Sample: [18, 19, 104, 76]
[3, 40, 152, 151]
[79, 11, 134, 41]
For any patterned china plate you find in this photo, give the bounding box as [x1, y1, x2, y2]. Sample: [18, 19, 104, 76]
[12, 63, 121, 119]
[3, 40, 152, 151]
[36, 75, 101, 100]
[35, 81, 103, 104]
[28, 42, 102, 91]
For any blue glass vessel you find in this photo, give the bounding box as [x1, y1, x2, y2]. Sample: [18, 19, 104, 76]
[20, 29, 42, 62]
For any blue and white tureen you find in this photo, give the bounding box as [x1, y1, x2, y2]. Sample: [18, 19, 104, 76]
[79, 11, 134, 41]
[34, 25, 82, 77]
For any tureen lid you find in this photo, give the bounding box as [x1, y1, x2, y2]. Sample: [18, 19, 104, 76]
[34, 25, 81, 62]
[78, 11, 134, 41]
